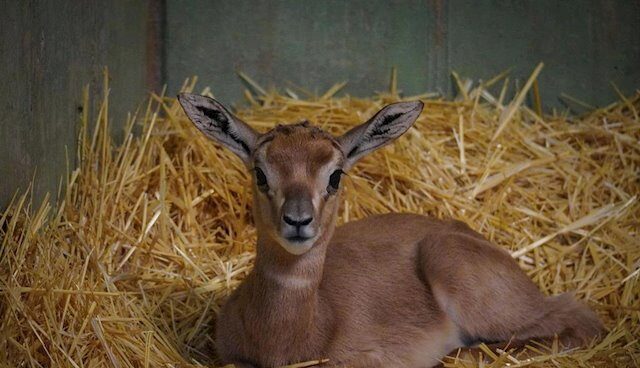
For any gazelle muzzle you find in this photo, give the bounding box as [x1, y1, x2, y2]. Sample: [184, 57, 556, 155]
[280, 196, 316, 243]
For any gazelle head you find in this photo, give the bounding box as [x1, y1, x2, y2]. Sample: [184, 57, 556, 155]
[178, 94, 423, 255]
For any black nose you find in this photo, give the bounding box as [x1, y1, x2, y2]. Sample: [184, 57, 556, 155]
[283, 215, 313, 227]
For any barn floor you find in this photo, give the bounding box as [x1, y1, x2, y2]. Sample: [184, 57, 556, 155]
[1, 72, 638, 367]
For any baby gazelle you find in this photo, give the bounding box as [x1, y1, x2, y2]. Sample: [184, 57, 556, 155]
[178, 94, 603, 368]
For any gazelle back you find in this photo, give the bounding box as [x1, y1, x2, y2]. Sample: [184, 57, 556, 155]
[178, 93, 603, 368]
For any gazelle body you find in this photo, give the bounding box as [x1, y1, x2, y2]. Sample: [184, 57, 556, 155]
[178, 94, 603, 368]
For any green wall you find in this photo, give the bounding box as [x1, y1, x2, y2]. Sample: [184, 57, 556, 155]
[2, 0, 640, 209]
[0, 1, 153, 209]
[166, 0, 640, 110]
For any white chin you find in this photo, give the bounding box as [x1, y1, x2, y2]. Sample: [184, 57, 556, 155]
[278, 237, 317, 255]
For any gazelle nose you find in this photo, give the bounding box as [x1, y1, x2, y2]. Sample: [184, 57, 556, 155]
[283, 214, 313, 227]
[281, 193, 314, 232]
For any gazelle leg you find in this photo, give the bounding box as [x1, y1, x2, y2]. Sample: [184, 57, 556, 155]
[419, 224, 602, 347]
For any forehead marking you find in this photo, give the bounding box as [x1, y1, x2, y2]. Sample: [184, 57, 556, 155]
[254, 124, 343, 173]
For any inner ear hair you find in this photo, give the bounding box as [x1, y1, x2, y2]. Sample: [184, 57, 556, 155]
[178, 93, 259, 163]
[338, 100, 424, 167]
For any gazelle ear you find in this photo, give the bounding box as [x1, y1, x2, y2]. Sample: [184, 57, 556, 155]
[178, 93, 258, 164]
[338, 101, 423, 168]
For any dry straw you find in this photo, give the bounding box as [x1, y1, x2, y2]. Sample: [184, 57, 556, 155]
[1, 67, 638, 367]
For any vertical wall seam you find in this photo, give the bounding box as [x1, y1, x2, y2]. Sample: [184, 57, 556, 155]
[146, 0, 166, 93]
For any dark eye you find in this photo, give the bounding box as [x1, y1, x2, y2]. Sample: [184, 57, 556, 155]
[327, 169, 344, 193]
[254, 167, 268, 190]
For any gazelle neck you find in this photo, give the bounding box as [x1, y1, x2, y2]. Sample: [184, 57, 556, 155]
[253, 230, 331, 291]
[251, 194, 340, 292]
[234, 221, 336, 360]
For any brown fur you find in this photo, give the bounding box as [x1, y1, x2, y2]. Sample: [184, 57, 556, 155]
[215, 135, 602, 367]
[177, 95, 603, 368]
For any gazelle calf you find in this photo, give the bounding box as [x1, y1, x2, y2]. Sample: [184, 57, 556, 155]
[178, 94, 603, 368]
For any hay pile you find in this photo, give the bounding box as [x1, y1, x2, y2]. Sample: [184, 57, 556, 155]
[1, 68, 639, 367]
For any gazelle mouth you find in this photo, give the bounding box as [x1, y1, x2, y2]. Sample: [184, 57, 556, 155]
[276, 234, 318, 255]
[286, 235, 312, 243]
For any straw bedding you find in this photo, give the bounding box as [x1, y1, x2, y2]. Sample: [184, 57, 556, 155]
[1, 69, 638, 367]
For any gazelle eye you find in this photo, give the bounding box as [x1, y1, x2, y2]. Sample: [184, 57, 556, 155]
[254, 167, 268, 190]
[327, 169, 344, 193]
